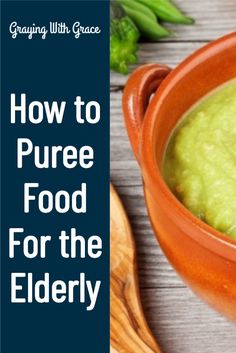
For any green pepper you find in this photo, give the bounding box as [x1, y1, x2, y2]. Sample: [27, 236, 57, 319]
[110, 16, 140, 74]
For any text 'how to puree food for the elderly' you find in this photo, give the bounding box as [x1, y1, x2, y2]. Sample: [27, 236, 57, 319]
[163, 80, 236, 239]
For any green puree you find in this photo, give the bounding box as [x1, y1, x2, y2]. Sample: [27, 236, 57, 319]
[163, 80, 236, 239]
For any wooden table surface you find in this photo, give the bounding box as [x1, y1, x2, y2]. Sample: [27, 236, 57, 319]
[110, 1, 236, 352]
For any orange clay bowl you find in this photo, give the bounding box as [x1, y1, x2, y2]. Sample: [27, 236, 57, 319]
[123, 32, 236, 321]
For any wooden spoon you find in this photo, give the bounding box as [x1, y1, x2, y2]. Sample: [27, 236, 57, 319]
[110, 184, 161, 353]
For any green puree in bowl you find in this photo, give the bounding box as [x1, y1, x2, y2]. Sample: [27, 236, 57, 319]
[163, 80, 236, 239]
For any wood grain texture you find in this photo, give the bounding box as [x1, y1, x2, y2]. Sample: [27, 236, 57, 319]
[158, 0, 236, 41]
[110, 185, 161, 353]
[111, 1, 236, 352]
[110, 42, 205, 86]
[141, 287, 236, 353]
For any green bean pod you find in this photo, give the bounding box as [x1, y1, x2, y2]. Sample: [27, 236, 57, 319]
[136, 0, 194, 24]
[118, 0, 171, 39]
[118, 0, 157, 22]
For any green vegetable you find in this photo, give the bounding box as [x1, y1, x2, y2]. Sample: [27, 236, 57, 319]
[118, 0, 157, 22]
[110, 16, 140, 74]
[136, 0, 194, 24]
[118, 0, 171, 39]
[110, 0, 194, 74]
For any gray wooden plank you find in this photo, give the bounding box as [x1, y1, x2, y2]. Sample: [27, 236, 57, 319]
[110, 41, 206, 86]
[160, 0, 236, 41]
[141, 287, 236, 353]
[128, 215, 184, 288]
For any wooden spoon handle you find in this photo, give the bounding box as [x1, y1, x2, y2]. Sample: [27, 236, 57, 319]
[110, 278, 160, 353]
[111, 274, 161, 353]
[110, 184, 161, 353]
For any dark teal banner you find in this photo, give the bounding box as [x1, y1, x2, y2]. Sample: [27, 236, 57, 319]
[1, 1, 109, 352]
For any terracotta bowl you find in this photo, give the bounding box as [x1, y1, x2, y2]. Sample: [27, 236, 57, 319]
[123, 32, 236, 321]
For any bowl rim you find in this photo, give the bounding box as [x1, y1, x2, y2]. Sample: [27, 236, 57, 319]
[141, 31, 236, 261]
